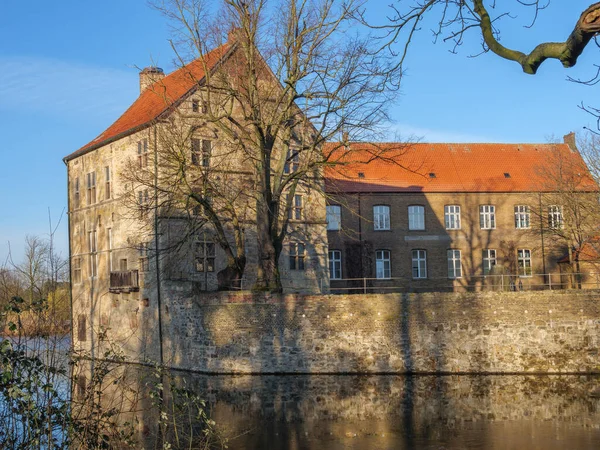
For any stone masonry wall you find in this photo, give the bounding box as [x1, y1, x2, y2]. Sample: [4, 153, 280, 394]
[159, 290, 600, 374]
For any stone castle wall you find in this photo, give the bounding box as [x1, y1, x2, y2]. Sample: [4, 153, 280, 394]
[157, 290, 600, 374]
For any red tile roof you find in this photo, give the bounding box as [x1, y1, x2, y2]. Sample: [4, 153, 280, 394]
[324, 142, 598, 193]
[557, 241, 600, 263]
[64, 42, 234, 161]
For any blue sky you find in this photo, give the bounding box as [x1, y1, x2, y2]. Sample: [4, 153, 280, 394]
[0, 0, 597, 263]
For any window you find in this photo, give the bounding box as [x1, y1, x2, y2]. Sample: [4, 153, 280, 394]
[72, 258, 82, 284]
[138, 139, 148, 168]
[408, 205, 425, 230]
[74, 177, 80, 209]
[139, 242, 149, 272]
[119, 259, 128, 271]
[77, 315, 86, 342]
[373, 205, 390, 230]
[482, 249, 497, 275]
[107, 228, 113, 273]
[447, 250, 462, 279]
[411, 250, 427, 279]
[375, 250, 391, 279]
[105, 166, 111, 200]
[284, 150, 299, 174]
[548, 205, 563, 229]
[88, 230, 97, 278]
[289, 243, 305, 270]
[514, 205, 530, 229]
[444, 205, 461, 230]
[192, 138, 212, 167]
[479, 205, 496, 229]
[517, 249, 532, 277]
[138, 189, 150, 217]
[192, 99, 199, 112]
[326, 205, 341, 230]
[86, 172, 96, 205]
[289, 194, 303, 220]
[329, 250, 342, 280]
[195, 241, 215, 272]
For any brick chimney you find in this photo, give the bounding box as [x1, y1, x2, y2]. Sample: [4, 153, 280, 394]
[563, 132, 577, 152]
[139, 66, 164, 93]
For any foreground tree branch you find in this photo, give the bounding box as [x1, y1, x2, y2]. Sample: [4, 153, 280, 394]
[474, 1, 600, 74]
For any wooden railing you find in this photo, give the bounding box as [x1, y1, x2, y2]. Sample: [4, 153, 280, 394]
[109, 270, 139, 293]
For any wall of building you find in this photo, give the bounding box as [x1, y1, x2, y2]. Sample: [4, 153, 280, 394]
[101, 289, 600, 374]
[327, 191, 568, 291]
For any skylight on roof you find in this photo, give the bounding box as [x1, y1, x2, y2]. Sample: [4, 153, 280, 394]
[358, 172, 365, 178]
[429, 173, 436, 178]
[504, 173, 511, 178]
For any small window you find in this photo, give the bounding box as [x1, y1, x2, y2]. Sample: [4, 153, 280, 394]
[408, 205, 425, 230]
[284, 150, 299, 174]
[72, 258, 82, 284]
[107, 228, 113, 273]
[195, 241, 216, 272]
[139, 242, 150, 272]
[192, 139, 212, 167]
[138, 189, 150, 218]
[105, 166, 111, 200]
[411, 249, 427, 279]
[444, 205, 461, 230]
[192, 99, 199, 112]
[326, 205, 341, 231]
[514, 205, 530, 229]
[375, 250, 391, 279]
[74, 177, 80, 209]
[77, 315, 87, 342]
[482, 249, 497, 275]
[88, 230, 97, 278]
[429, 173, 436, 178]
[504, 172, 511, 178]
[289, 243, 306, 270]
[548, 205, 563, 229]
[119, 259, 128, 272]
[517, 249, 532, 277]
[288, 194, 303, 220]
[86, 172, 96, 205]
[447, 250, 461, 279]
[373, 205, 390, 230]
[138, 139, 148, 168]
[479, 205, 496, 230]
[328, 250, 342, 280]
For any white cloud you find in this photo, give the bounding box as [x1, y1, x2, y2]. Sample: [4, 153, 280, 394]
[0, 56, 137, 121]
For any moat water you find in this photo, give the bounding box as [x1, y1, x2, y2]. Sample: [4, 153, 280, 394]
[169, 373, 600, 449]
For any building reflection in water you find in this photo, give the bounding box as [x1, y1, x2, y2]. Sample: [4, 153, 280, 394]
[73, 361, 600, 449]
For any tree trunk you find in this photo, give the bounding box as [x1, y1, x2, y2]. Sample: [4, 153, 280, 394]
[254, 199, 283, 292]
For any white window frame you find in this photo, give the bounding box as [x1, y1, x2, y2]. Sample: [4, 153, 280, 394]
[138, 139, 148, 168]
[548, 205, 563, 229]
[447, 250, 462, 279]
[444, 205, 461, 230]
[517, 249, 532, 277]
[284, 150, 300, 174]
[482, 249, 497, 275]
[375, 250, 391, 279]
[411, 249, 427, 279]
[72, 257, 82, 284]
[328, 250, 342, 280]
[514, 205, 530, 229]
[288, 194, 303, 221]
[479, 205, 496, 230]
[326, 205, 341, 231]
[373, 205, 390, 231]
[408, 205, 425, 231]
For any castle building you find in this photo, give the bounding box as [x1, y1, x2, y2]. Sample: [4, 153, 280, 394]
[64, 37, 328, 360]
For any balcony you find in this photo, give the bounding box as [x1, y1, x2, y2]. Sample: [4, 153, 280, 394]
[109, 270, 140, 293]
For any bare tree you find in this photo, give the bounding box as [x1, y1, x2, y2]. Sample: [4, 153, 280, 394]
[143, 0, 403, 292]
